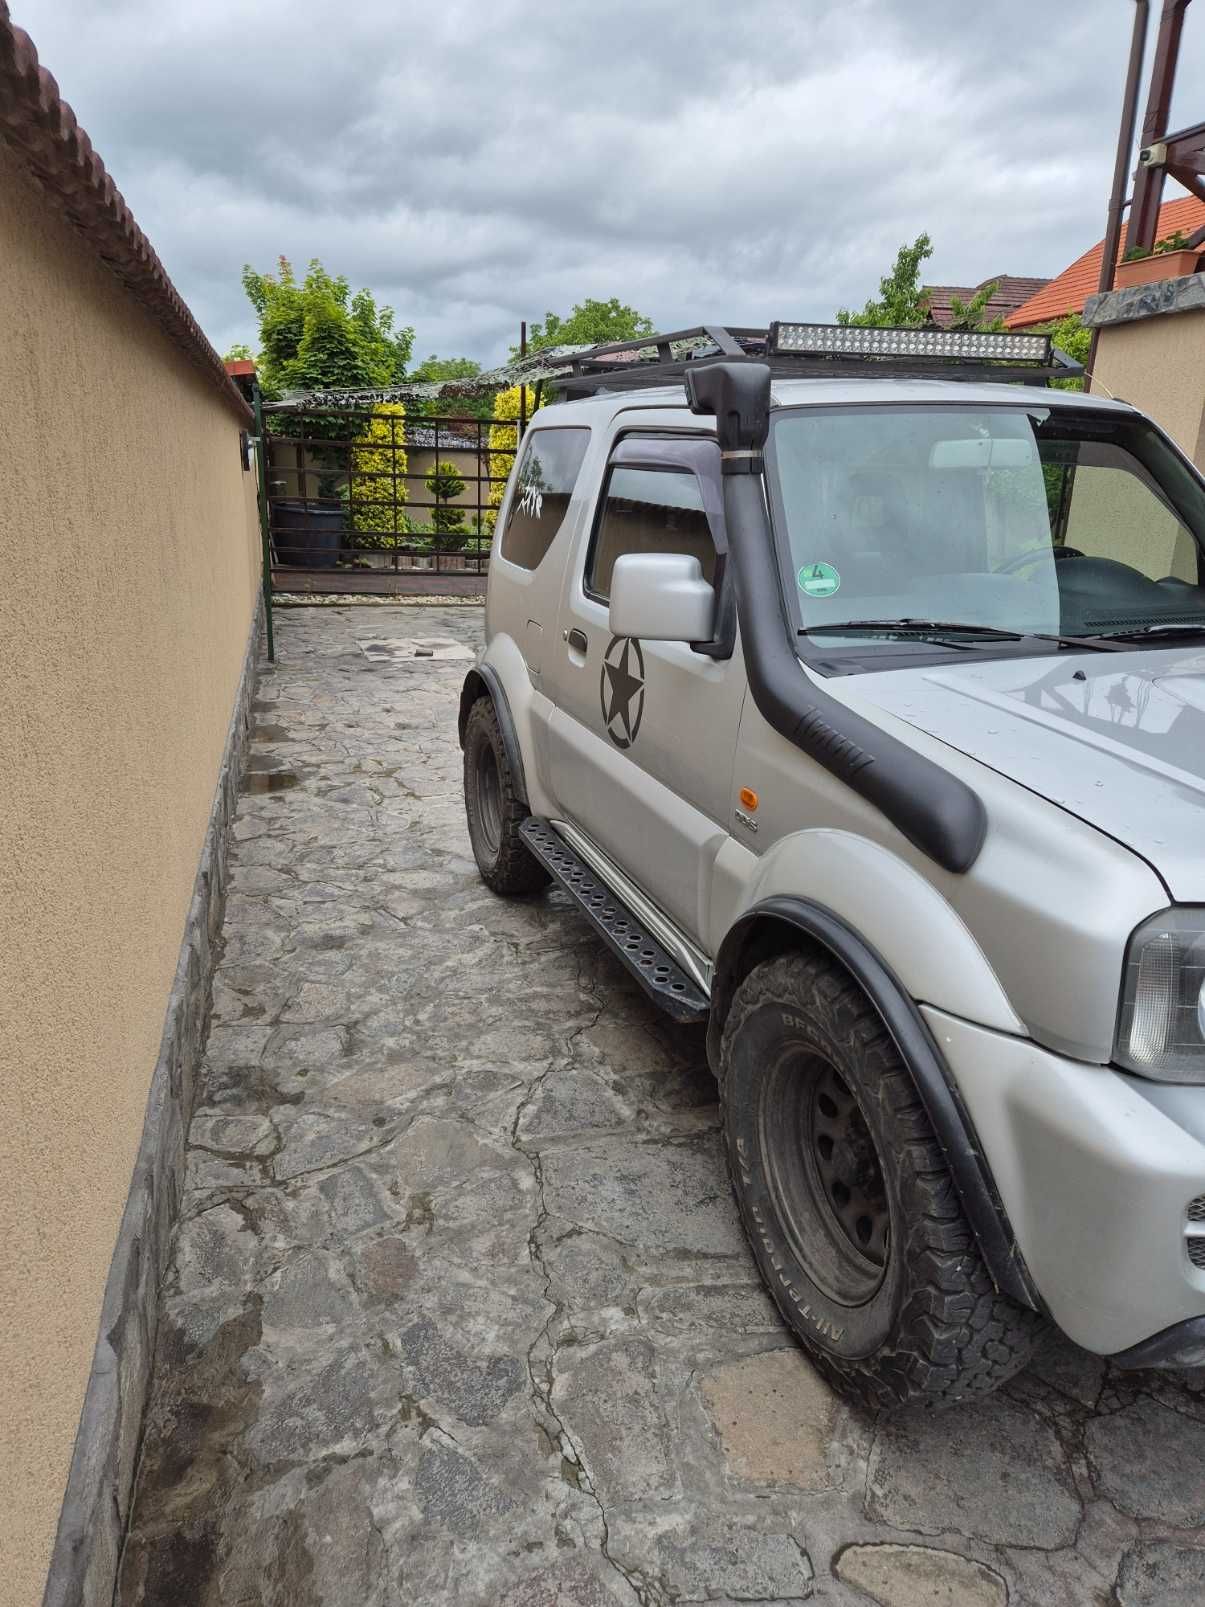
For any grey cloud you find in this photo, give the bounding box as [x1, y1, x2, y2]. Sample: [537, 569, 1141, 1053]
[11, 0, 1205, 363]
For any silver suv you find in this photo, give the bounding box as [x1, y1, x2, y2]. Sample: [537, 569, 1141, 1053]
[459, 323, 1205, 1408]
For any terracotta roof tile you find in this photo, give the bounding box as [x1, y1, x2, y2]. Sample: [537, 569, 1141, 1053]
[0, 3, 251, 423]
[1005, 194, 1205, 327]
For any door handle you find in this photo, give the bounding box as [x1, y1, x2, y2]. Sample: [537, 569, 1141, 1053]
[566, 628, 589, 656]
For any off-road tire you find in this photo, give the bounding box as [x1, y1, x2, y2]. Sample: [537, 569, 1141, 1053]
[463, 696, 549, 896]
[720, 951, 1047, 1409]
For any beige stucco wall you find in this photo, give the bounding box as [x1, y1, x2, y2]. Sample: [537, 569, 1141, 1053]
[0, 139, 261, 1607]
[407, 446, 489, 527]
[1091, 305, 1205, 467]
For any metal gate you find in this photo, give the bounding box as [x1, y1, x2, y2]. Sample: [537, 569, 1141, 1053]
[260, 404, 512, 596]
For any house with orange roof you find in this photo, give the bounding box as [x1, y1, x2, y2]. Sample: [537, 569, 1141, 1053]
[1006, 194, 1205, 328]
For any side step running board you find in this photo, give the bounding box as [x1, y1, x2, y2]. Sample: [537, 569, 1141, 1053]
[520, 818, 709, 1024]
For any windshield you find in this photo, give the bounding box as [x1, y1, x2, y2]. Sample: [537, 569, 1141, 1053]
[768, 404, 1205, 651]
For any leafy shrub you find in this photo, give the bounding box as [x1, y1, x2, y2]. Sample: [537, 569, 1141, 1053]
[426, 459, 467, 537]
[487, 385, 549, 520]
[346, 403, 408, 547]
[1124, 231, 1195, 262]
[1028, 313, 1089, 393]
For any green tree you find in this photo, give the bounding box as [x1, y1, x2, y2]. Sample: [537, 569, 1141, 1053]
[411, 355, 481, 384]
[242, 257, 415, 495]
[837, 233, 1017, 332]
[409, 354, 493, 421]
[515, 297, 655, 355]
[241, 257, 414, 401]
[426, 459, 467, 549]
[944, 280, 1005, 330]
[838, 235, 936, 326]
[223, 341, 254, 362]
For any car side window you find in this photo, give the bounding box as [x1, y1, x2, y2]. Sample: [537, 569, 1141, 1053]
[587, 466, 716, 601]
[499, 427, 591, 571]
[1052, 442, 1200, 583]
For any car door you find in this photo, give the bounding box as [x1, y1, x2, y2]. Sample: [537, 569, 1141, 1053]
[547, 431, 747, 943]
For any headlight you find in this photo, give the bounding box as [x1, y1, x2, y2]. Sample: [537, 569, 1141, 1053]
[1117, 910, 1205, 1082]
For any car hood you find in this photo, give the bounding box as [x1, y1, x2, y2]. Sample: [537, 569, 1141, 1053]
[850, 646, 1205, 901]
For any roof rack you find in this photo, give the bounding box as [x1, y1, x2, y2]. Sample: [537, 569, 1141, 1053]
[555, 322, 1083, 397]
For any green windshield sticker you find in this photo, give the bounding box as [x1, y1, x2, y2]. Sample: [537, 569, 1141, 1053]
[797, 562, 841, 598]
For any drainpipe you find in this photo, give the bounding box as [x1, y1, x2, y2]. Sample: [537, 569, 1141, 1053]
[1089, 0, 1149, 382]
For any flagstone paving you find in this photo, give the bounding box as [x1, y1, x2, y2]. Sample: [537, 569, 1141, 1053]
[119, 604, 1205, 1607]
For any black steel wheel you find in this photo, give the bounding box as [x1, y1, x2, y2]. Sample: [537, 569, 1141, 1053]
[764, 1054, 890, 1308]
[475, 737, 504, 860]
[720, 949, 1047, 1409]
[463, 696, 549, 896]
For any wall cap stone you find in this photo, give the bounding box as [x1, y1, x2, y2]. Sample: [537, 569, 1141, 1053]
[1083, 272, 1205, 329]
[0, 2, 252, 426]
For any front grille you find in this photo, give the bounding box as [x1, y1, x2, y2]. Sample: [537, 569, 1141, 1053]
[1188, 1238, 1205, 1271]
[1188, 1195, 1205, 1223]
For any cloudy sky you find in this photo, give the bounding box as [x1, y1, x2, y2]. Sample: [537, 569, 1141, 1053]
[12, 1, 1205, 365]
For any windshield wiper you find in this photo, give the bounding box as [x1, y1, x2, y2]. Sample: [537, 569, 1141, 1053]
[1092, 621, 1205, 642]
[802, 618, 1023, 640]
[800, 618, 1121, 651]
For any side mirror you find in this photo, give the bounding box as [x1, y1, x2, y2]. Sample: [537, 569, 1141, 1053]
[608, 553, 715, 642]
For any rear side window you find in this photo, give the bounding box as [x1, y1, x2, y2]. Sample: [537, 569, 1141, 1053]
[587, 467, 716, 600]
[499, 428, 591, 571]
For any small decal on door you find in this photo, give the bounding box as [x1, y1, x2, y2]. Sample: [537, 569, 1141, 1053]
[600, 635, 646, 749]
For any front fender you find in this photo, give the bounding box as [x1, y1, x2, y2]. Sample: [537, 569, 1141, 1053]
[709, 891, 1042, 1311]
[459, 634, 556, 817]
[717, 827, 1023, 1036]
[460, 660, 528, 802]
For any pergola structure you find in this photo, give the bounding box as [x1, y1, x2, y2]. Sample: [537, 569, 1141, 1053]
[1125, 1, 1205, 254]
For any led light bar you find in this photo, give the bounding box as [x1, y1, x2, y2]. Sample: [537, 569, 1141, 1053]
[769, 323, 1051, 362]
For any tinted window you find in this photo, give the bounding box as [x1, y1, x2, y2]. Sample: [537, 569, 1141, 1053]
[499, 428, 590, 571]
[588, 466, 716, 600]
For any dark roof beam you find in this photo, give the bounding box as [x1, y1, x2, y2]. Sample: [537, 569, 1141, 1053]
[1127, 0, 1195, 256]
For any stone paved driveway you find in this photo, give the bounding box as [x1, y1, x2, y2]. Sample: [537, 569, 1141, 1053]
[119, 605, 1205, 1607]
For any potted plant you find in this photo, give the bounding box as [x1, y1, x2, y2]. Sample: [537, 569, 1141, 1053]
[1115, 230, 1204, 289]
[406, 533, 433, 572]
[427, 460, 469, 567]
